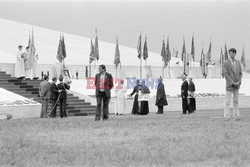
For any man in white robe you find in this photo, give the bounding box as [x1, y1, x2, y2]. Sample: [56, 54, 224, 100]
[14, 45, 25, 79]
[23, 46, 33, 79]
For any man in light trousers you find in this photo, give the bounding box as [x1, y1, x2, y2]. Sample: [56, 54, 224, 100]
[223, 48, 243, 120]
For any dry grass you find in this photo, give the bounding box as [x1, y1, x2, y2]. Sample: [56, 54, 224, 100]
[1, 109, 250, 167]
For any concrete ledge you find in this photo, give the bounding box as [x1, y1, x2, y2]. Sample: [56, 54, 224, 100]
[0, 104, 41, 119]
[0, 88, 41, 119]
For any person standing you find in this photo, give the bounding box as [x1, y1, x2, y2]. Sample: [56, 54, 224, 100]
[223, 48, 243, 120]
[181, 74, 193, 114]
[23, 46, 33, 79]
[14, 45, 25, 80]
[188, 77, 196, 112]
[95, 64, 114, 121]
[155, 77, 168, 114]
[114, 79, 126, 115]
[32, 54, 39, 79]
[57, 75, 70, 118]
[50, 77, 60, 118]
[39, 75, 51, 118]
[129, 79, 141, 115]
[138, 80, 150, 115]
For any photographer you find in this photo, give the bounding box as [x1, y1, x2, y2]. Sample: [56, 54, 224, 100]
[57, 75, 71, 118]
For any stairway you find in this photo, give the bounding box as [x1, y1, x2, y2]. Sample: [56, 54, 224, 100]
[0, 71, 96, 116]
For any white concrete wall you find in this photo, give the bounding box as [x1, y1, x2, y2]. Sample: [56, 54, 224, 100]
[3, 63, 250, 79]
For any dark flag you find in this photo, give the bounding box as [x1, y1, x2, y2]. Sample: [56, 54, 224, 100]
[241, 46, 246, 68]
[94, 29, 99, 61]
[219, 47, 224, 65]
[200, 44, 204, 66]
[224, 43, 228, 60]
[219, 47, 225, 78]
[206, 41, 211, 64]
[181, 38, 186, 62]
[166, 37, 171, 62]
[201, 53, 207, 77]
[143, 36, 148, 60]
[137, 34, 142, 59]
[191, 35, 195, 61]
[161, 40, 167, 68]
[89, 39, 95, 64]
[56, 35, 63, 63]
[114, 37, 121, 68]
[61, 34, 67, 60]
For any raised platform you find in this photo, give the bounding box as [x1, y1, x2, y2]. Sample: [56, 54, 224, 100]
[109, 95, 250, 114]
[68, 78, 250, 114]
[0, 88, 41, 119]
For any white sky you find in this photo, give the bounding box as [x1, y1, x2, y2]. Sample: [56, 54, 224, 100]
[0, 0, 249, 60]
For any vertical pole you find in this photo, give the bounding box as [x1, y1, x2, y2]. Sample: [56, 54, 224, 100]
[162, 61, 164, 79]
[140, 56, 142, 79]
[116, 67, 117, 79]
[220, 53, 223, 78]
[89, 63, 91, 77]
[62, 59, 65, 69]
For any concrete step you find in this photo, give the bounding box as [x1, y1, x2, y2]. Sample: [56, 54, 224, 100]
[0, 70, 96, 117]
[14, 82, 28, 86]
[20, 85, 34, 88]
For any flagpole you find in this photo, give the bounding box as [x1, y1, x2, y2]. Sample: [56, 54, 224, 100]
[162, 61, 164, 79]
[63, 59, 65, 70]
[139, 32, 142, 79]
[89, 63, 91, 77]
[204, 53, 206, 78]
[140, 56, 142, 79]
[116, 67, 118, 80]
[220, 52, 222, 78]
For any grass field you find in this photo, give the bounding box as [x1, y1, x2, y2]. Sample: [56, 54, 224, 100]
[1, 109, 250, 167]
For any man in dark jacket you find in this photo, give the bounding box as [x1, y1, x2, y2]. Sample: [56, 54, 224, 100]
[50, 77, 60, 117]
[57, 75, 70, 118]
[188, 77, 196, 112]
[181, 74, 193, 114]
[95, 64, 113, 121]
[155, 77, 168, 114]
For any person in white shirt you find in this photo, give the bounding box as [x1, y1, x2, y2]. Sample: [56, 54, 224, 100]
[32, 53, 39, 79]
[114, 79, 126, 115]
[14, 45, 25, 79]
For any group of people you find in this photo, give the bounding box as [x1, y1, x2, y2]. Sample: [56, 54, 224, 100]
[36, 48, 242, 121]
[39, 75, 70, 118]
[94, 47, 242, 121]
[15, 45, 39, 80]
[94, 64, 196, 120]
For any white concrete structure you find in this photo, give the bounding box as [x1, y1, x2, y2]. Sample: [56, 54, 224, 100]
[0, 88, 41, 119]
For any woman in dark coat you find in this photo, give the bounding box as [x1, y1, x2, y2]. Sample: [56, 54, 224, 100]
[155, 77, 168, 114]
[129, 80, 141, 114]
[188, 77, 196, 112]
